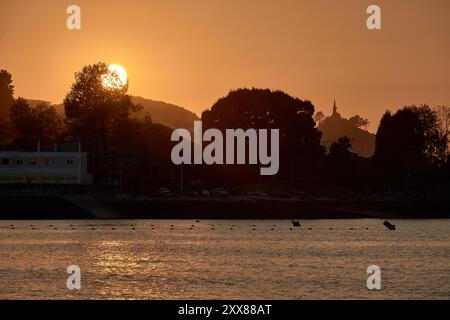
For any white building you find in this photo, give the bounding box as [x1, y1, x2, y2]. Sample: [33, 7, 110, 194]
[0, 150, 92, 185]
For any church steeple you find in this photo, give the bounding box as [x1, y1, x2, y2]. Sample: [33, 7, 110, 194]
[332, 100, 337, 116]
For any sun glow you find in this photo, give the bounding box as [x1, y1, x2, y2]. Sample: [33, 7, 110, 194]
[102, 64, 128, 89]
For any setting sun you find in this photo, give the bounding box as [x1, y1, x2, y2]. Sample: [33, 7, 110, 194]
[102, 64, 128, 89]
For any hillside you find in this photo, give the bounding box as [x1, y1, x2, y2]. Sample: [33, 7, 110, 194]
[318, 103, 375, 157]
[130, 96, 198, 129]
[48, 96, 198, 130]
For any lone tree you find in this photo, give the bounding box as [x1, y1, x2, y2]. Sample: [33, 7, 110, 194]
[64, 62, 139, 156]
[201, 88, 324, 183]
[374, 105, 441, 179]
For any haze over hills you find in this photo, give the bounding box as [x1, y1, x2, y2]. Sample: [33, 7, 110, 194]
[28, 97, 199, 130]
[130, 96, 199, 129]
[24, 97, 376, 157]
[25, 99, 51, 107]
[317, 101, 376, 157]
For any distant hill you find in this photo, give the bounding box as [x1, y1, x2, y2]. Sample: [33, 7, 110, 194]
[130, 96, 198, 129]
[317, 102, 375, 157]
[25, 99, 51, 107]
[48, 96, 198, 130]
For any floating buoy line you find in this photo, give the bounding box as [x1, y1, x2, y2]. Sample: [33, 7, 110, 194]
[1, 221, 393, 232]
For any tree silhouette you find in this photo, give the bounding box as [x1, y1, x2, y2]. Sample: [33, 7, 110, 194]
[433, 105, 449, 166]
[0, 70, 14, 120]
[0, 70, 14, 144]
[64, 62, 139, 147]
[348, 115, 370, 130]
[374, 105, 442, 188]
[327, 136, 356, 185]
[64, 62, 140, 178]
[318, 109, 375, 157]
[10, 98, 63, 150]
[314, 111, 325, 125]
[201, 88, 324, 183]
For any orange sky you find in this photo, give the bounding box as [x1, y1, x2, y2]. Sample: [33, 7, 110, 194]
[1, 0, 449, 131]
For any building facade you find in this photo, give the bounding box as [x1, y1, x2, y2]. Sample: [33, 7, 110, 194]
[0, 150, 91, 184]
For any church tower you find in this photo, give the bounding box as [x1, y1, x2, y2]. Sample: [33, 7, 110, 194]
[332, 100, 337, 116]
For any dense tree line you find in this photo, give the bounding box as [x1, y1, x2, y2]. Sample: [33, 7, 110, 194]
[0, 66, 448, 196]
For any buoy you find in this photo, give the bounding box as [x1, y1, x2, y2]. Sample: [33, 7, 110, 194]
[291, 220, 301, 227]
[196, 220, 200, 222]
[308, 227, 312, 230]
[383, 220, 396, 230]
[91, 227, 95, 230]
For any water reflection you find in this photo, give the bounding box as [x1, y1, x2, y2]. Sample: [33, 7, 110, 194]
[0, 219, 449, 299]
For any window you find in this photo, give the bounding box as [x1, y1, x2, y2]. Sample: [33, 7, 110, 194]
[1, 158, 9, 166]
[47, 158, 56, 166]
[16, 159, 24, 165]
[66, 158, 74, 165]
[29, 159, 38, 165]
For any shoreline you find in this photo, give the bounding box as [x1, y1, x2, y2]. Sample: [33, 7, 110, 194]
[0, 195, 448, 220]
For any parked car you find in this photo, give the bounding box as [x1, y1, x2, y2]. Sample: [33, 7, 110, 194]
[246, 189, 267, 197]
[291, 189, 305, 197]
[212, 188, 229, 197]
[270, 189, 291, 198]
[156, 187, 172, 197]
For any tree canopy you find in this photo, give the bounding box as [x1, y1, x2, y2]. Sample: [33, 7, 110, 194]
[64, 62, 140, 143]
[10, 98, 63, 150]
[0, 70, 14, 121]
[201, 88, 324, 182]
[374, 105, 441, 176]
